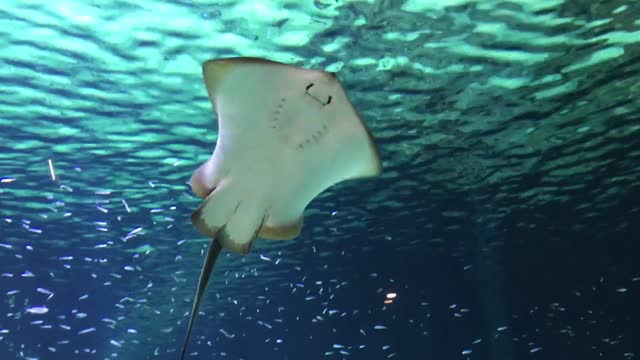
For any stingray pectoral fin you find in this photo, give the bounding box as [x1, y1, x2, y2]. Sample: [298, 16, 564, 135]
[258, 216, 303, 240]
[202, 59, 236, 101]
[203, 57, 283, 100]
[180, 237, 222, 360]
[190, 159, 217, 199]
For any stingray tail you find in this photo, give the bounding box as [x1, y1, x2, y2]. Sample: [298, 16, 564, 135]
[180, 237, 223, 360]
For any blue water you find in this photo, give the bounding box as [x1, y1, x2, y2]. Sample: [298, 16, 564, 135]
[1, 1, 639, 359]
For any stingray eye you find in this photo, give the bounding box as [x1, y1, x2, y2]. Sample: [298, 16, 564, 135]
[326, 96, 332, 105]
[305, 83, 314, 91]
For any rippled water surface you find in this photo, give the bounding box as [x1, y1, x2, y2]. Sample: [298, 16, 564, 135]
[1, 1, 639, 359]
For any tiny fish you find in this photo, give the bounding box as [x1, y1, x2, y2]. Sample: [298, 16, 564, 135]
[26, 306, 49, 314]
[110, 340, 123, 347]
[78, 327, 96, 335]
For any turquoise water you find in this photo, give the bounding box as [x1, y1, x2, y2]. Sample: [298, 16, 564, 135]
[1, 1, 639, 359]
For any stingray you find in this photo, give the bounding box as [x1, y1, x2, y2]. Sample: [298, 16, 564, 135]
[180, 57, 381, 359]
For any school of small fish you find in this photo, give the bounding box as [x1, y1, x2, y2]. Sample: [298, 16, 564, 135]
[1, 168, 637, 359]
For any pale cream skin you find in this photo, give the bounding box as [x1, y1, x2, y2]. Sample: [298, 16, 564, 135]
[180, 57, 381, 360]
